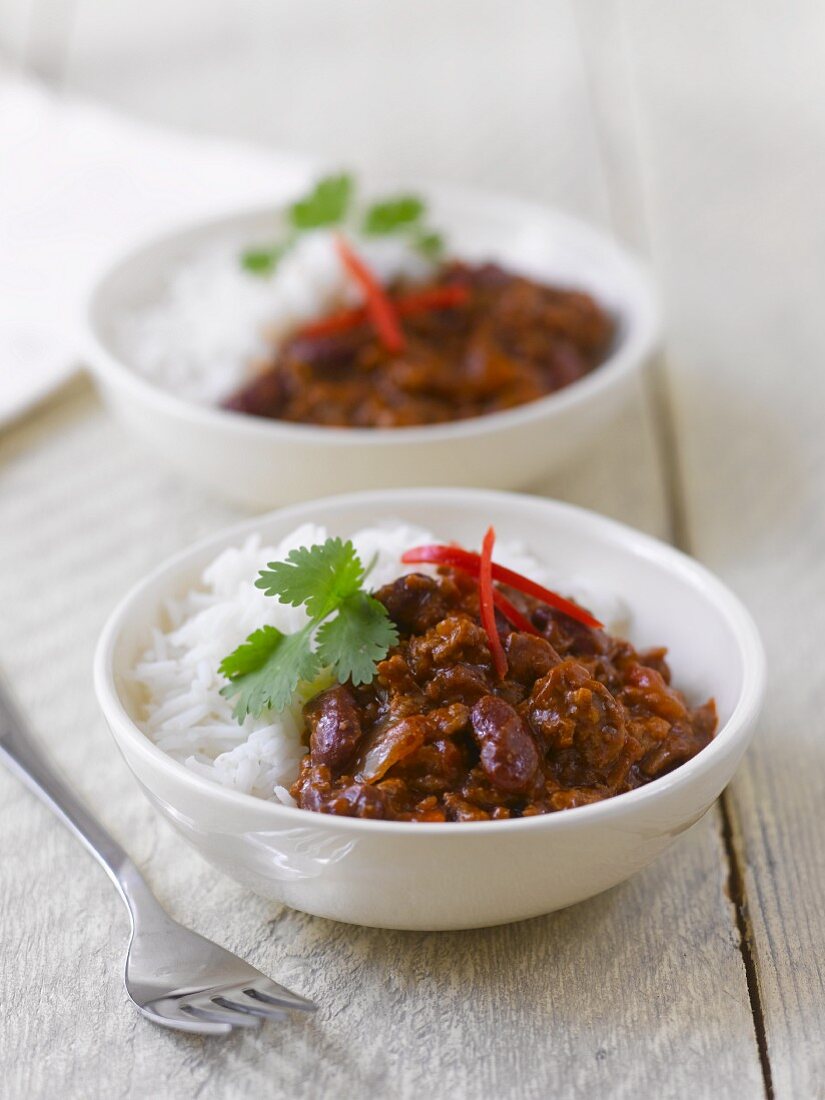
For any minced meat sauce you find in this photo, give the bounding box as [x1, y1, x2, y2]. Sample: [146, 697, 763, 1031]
[291, 569, 717, 821]
[223, 262, 614, 428]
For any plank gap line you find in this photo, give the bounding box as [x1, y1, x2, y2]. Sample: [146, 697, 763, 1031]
[719, 792, 776, 1100]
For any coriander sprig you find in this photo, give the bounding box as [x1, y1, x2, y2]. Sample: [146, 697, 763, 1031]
[218, 538, 398, 722]
[240, 172, 444, 276]
[290, 173, 353, 229]
[361, 195, 424, 235]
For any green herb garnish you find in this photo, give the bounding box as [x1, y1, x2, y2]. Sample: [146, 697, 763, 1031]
[240, 172, 446, 277]
[289, 173, 353, 230]
[362, 195, 424, 235]
[240, 244, 289, 276]
[411, 229, 444, 261]
[218, 538, 398, 722]
[362, 196, 444, 260]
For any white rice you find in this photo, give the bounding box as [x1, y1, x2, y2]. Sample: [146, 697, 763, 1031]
[132, 522, 627, 803]
[116, 232, 432, 404]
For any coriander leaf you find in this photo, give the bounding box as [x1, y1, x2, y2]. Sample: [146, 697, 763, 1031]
[218, 624, 285, 680]
[413, 229, 444, 261]
[315, 592, 399, 686]
[240, 244, 286, 276]
[219, 624, 320, 721]
[363, 195, 425, 235]
[219, 537, 400, 724]
[256, 538, 364, 620]
[289, 173, 353, 230]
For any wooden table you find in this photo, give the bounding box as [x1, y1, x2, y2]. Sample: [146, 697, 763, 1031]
[2, 3, 824, 1096]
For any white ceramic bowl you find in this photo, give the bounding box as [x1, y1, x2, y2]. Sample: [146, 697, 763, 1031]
[84, 186, 659, 509]
[94, 489, 764, 930]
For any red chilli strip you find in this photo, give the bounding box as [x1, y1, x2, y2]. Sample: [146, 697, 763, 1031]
[296, 285, 470, 341]
[479, 527, 508, 680]
[396, 284, 469, 314]
[298, 305, 370, 339]
[400, 544, 603, 630]
[492, 588, 542, 636]
[335, 236, 405, 353]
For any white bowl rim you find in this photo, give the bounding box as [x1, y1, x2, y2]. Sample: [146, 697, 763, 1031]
[84, 180, 660, 447]
[94, 487, 765, 838]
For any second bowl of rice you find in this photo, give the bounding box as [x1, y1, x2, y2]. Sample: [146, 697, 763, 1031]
[84, 183, 658, 508]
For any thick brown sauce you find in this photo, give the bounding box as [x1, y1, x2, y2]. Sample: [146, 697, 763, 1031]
[223, 262, 614, 428]
[291, 569, 717, 821]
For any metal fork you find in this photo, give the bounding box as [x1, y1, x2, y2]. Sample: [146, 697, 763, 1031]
[0, 680, 316, 1035]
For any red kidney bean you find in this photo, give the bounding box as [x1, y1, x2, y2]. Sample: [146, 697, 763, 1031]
[305, 685, 362, 772]
[504, 632, 559, 685]
[470, 695, 539, 794]
[374, 573, 452, 634]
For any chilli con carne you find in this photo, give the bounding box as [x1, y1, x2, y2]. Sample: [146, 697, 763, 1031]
[223, 259, 614, 428]
[291, 555, 717, 822]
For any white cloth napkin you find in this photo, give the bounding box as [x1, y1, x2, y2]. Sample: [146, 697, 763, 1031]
[0, 72, 314, 426]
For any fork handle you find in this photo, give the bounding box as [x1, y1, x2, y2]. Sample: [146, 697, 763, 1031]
[0, 679, 164, 928]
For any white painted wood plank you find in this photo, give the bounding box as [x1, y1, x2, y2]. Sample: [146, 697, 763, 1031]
[0, 0, 33, 65]
[0, 0, 76, 80]
[63, 0, 610, 224]
[619, 3, 825, 1095]
[0, 382, 760, 1097]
